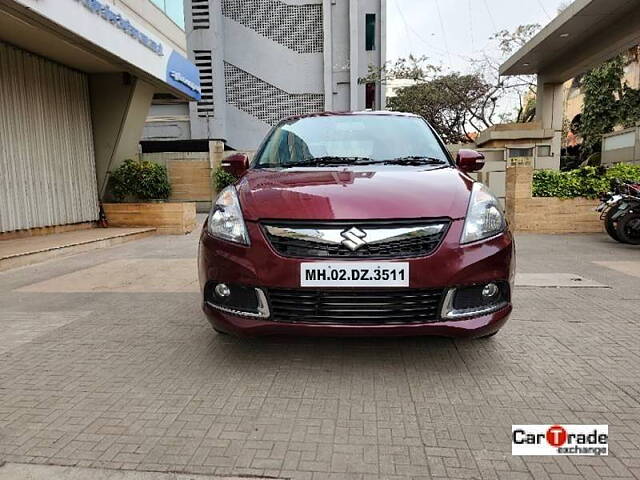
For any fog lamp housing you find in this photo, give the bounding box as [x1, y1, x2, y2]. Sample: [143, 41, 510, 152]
[441, 282, 509, 320]
[205, 282, 270, 318]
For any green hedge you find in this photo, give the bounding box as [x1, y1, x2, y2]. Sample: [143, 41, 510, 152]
[213, 168, 237, 192]
[110, 159, 171, 201]
[532, 164, 640, 199]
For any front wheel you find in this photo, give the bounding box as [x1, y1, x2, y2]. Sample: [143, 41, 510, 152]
[616, 213, 640, 245]
[604, 208, 623, 242]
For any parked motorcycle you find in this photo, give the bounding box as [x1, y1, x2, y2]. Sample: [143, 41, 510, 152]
[616, 196, 640, 244]
[596, 179, 640, 244]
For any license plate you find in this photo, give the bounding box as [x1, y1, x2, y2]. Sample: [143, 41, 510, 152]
[300, 262, 409, 287]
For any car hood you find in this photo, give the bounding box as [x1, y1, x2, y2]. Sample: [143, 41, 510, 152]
[236, 166, 474, 221]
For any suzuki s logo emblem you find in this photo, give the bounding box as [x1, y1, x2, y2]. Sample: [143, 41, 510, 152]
[340, 227, 367, 251]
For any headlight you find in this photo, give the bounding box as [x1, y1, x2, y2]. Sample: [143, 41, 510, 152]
[461, 183, 505, 244]
[207, 186, 250, 245]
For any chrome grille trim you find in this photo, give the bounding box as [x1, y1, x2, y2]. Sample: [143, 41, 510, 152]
[265, 224, 445, 245]
[262, 220, 450, 259]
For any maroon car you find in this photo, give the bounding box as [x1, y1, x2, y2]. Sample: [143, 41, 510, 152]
[198, 112, 514, 337]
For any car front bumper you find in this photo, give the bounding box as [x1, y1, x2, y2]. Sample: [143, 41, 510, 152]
[198, 218, 515, 337]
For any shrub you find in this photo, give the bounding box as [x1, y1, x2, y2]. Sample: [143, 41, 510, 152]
[532, 163, 640, 199]
[110, 159, 171, 201]
[213, 168, 237, 192]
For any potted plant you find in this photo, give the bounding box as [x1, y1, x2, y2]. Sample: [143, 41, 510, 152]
[103, 159, 196, 235]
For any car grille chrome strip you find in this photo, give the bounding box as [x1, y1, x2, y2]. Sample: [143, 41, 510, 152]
[263, 221, 449, 258]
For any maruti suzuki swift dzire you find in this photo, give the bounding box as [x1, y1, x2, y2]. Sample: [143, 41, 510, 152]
[198, 112, 514, 337]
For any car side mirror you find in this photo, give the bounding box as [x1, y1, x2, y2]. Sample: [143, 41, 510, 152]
[222, 153, 250, 177]
[456, 149, 485, 173]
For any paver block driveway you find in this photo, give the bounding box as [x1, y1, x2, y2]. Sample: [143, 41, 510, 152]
[0, 226, 639, 479]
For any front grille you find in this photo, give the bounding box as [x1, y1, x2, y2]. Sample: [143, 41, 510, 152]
[267, 288, 445, 324]
[263, 221, 449, 259]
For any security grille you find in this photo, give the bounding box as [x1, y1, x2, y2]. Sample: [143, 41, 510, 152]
[0, 42, 99, 232]
[221, 0, 323, 54]
[194, 50, 214, 117]
[190, 0, 210, 29]
[224, 62, 324, 126]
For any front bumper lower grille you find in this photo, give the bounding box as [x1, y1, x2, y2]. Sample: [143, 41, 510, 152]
[267, 288, 445, 325]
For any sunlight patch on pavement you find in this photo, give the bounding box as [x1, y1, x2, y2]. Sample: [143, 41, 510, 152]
[0, 312, 91, 354]
[593, 261, 640, 279]
[16, 259, 199, 293]
[515, 273, 608, 288]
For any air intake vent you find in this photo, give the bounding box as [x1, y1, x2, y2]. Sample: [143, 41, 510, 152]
[191, 0, 210, 30]
[267, 288, 445, 325]
[194, 50, 214, 117]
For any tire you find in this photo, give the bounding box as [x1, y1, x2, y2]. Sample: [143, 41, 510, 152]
[604, 207, 623, 242]
[479, 331, 499, 339]
[616, 212, 640, 245]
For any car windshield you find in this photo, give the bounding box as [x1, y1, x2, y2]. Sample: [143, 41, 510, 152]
[253, 115, 451, 168]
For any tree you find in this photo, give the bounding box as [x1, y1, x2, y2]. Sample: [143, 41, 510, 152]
[490, 24, 541, 56]
[362, 25, 541, 142]
[387, 74, 493, 143]
[580, 56, 625, 154]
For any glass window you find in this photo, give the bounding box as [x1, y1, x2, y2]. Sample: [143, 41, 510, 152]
[537, 145, 552, 157]
[365, 83, 376, 110]
[508, 147, 534, 158]
[150, 0, 185, 29]
[254, 115, 450, 167]
[365, 14, 376, 51]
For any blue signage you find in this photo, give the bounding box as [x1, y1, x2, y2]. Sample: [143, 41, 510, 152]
[166, 51, 202, 101]
[75, 0, 163, 56]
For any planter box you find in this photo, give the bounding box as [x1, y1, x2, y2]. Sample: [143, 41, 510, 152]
[505, 166, 603, 234]
[167, 159, 213, 202]
[510, 197, 602, 233]
[103, 202, 196, 235]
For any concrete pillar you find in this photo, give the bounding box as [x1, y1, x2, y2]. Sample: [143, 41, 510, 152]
[89, 73, 155, 199]
[208, 140, 225, 170]
[505, 165, 533, 231]
[187, 0, 226, 141]
[323, 0, 333, 111]
[535, 76, 564, 169]
[349, 0, 359, 111]
[380, 0, 387, 110]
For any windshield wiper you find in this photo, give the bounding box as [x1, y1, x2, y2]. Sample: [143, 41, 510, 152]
[285, 156, 376, 167]
[382, 156, 448, 166]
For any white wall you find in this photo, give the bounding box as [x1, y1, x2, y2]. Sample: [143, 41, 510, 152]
[184, 0, 385, 149]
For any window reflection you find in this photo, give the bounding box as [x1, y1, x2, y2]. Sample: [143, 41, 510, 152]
[150, 0, 185, 29]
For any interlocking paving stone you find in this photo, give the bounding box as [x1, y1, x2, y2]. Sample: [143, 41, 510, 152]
[0, 229, 639, 479]
[0, 462, 279, 479]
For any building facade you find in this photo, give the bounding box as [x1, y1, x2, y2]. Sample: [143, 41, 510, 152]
[181, 0, 386, 150]
[0, 0, 200, 234]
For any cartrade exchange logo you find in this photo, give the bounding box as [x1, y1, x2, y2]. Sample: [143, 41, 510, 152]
[512, 425, 608, 456]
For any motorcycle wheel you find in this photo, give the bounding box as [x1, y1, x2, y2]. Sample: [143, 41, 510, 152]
[616, 212, 640, 245]
[604, 208, 623, 242]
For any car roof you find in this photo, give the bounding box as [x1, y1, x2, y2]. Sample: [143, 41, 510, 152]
[280, 111, 420, 122]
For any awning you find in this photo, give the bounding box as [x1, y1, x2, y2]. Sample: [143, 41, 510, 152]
[500, 0, 640, 83]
